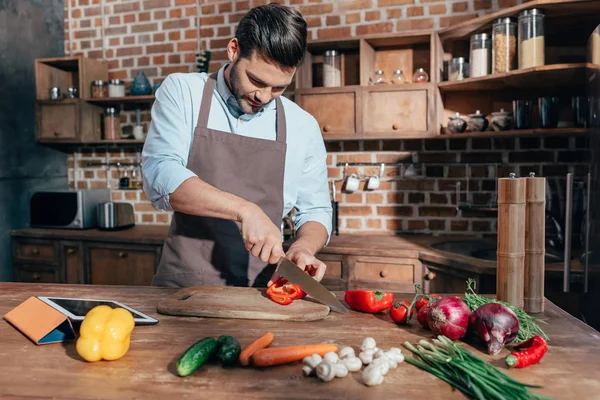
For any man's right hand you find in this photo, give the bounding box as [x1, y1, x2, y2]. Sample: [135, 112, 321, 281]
[238, 203, 283, 265]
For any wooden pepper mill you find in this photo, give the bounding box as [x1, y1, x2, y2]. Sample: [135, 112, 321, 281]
[524, 172, 546, 313]
[497, 173, 526, 308]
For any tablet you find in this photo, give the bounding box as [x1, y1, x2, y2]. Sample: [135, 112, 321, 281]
[37, 296, 159, 325]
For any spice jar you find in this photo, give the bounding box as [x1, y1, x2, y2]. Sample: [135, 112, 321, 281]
[108, 79, 125, 97]
[391, 69, 406, 84]
[412, 68, 429, 83]
[449, 58, 469, 81]
[91, 80, 107, 98]
[470, 33, 491, 78]
[518, 9, 545, 69]
[589, 24, 600, 65]
[371, 70, 387, 85]
[492, 17, 517, 73]
[323, 50, 341, 87]
[103, 107, 120, 140]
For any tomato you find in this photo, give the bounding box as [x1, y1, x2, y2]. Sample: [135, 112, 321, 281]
[389, 300, 413, 324]
[417, 305, 431, 330]
[414, 297, 429, 311]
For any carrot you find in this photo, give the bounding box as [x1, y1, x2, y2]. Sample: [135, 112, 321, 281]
[239, 332, 274, 366]
[251, 344, 338, 367]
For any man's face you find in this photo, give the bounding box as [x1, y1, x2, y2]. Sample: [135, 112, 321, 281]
[227, 41, 296, 114]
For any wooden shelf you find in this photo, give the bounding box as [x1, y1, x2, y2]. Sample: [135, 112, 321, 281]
[438, 127, 591, 139]
[438, 63, 595, 92]
[296, 83, 433, 95]
[439, 0, 600, 41]
[84, 139, 145, 145]
[83, 95, 155, 105]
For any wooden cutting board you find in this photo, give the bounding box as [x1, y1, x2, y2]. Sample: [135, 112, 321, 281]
[156, 286, 330, 321]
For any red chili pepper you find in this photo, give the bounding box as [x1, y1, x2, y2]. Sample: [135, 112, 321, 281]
[505, 335, 548, 368]
[344, 290, 394, 313]
[266, 278, 306, 306]
[389, 300, 414, 324]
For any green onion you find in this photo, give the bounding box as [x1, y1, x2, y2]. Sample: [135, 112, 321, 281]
[463, 279, 548, 344]
[403, 336, 553, 400]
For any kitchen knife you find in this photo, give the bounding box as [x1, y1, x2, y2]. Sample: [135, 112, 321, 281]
[276, 256, 348, 313]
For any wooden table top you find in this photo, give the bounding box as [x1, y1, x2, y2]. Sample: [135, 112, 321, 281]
[1, 283, 599, 400]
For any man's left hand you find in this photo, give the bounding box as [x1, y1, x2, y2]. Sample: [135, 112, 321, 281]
[267, 245, 327, 287]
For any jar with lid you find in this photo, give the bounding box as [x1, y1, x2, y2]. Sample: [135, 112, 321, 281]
[449, 58, 469, 81]
[518, 9, 545, 69]
[323, 50, 341, 87]
[470, 33, 491, 77]
[412, 68, 429, 83]
[371, 70, 387, 85]
[103, 107, 120, 140]
[589, 24, 600, 65]
[108, 79, 125, 97]
[492, 17, 517, 73]
[91, 80, 107, 98]
[391, 69, 406, 84]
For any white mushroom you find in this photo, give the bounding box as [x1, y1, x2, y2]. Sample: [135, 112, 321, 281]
[334, 361, 349, 378]
[385, 349, 405, 365]
[324, 351, 339, 364]
[338, 346, 355, 359]
[375, 351, 396, 369]
[370, 356, 390, 375]
[359, 348, 376, 365]
[316, 360, 337, 382]
[362, 364, 385, 386]
[302, 354, 322, 377]
[361, 337, 376, 351]
[342, 355, 363, 372]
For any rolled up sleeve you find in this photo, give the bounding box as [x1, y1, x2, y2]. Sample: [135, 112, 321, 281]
[142, 75, 197, 211]
[292, 118, 333, 244]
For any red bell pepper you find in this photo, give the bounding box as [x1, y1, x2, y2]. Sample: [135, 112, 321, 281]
[344, 290, 394, 313]
[266, 278, 306, 305]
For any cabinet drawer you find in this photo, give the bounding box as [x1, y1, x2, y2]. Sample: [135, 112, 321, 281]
[322, 259, 343, 279]
[349, 256, 423, 291]
[354, 261, 414, 282]
[88, 247, 157, 286]
[363, 88, 428, 135]
[14, 240, 57, 263]
[15, 265, 60, 283]
[297, 90, 358, 137]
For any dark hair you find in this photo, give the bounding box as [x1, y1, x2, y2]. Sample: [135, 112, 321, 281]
[235, 3, 307, 68]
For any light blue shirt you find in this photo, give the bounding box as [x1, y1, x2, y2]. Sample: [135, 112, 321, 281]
[142, 64, 332, 240]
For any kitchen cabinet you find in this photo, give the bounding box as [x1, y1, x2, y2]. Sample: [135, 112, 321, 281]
[87, 245, 159, 286]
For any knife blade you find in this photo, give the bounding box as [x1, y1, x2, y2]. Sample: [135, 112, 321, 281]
[276, 257, 348, 313]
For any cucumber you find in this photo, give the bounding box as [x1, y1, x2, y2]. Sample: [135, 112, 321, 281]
[216, 335, 242, 366]
[176, 337, 219, 377]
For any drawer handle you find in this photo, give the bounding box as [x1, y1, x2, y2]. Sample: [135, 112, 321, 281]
[392, 124, 399, 130]
[379, 270, 387, 278]
[53, 131, 62, 137]
[32, 273, 41, 280]
[31, 248, 40, 256]
[424, 272, 436, 281]
[323, 125, 331, 132]
[118, 251, 128, 258]
[67, 248, 77, 255]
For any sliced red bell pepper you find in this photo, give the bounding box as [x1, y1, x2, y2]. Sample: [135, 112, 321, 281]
[266, 278, 306, 306]
[344, 290, 394, 313]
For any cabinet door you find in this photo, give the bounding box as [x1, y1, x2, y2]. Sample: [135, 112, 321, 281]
[14, 264, 60, 283]
[296, 88, 360, 139]
[348, 256, 423, 291]
[88, 245, 158, 286]
[362, 87, 429, 137]
[13, 239, 58, 264]
[62, 243, 83, 284]
[37, 102, 78, 140]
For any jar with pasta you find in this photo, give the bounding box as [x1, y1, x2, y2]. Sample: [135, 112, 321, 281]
[492, 17, 517, 74]
[323, 50, 341, 87]
[518, 9, 545, 69]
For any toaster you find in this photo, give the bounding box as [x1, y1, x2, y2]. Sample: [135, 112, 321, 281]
[30, 189, 111, 229]
[96, 202, 135, 230]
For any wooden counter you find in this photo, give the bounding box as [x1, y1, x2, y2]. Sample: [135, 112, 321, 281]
[1, 283, 599, 400]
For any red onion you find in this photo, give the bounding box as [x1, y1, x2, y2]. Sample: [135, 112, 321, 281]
[469, 303, 519, 355]
[417, 306, 431, 330]
[428, 297, 470, 340]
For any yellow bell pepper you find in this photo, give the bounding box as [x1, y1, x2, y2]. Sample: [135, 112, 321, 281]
[76, 305, 135, 362]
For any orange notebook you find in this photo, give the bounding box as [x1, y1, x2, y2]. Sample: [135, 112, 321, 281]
[3, 296, 76, 345]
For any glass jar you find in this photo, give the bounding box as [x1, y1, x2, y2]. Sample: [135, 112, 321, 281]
[492, 17, 517, 73]
[589, 24, 600, 65]
[323, 50, 341, 87]
[470, 33, 491, 78]
[449, 58, 469, 81]
[108, 79, 125, 97]
[412, 68, 429, 83]
[103, 107, 120, 140]
[91, 80, 107, 98]
[391, 69, 406, 84]
[518, 9, 545, 69]
[371, 70, 386, 85]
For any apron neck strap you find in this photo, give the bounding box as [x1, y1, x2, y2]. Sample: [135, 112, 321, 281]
[198, 72, 287, 144]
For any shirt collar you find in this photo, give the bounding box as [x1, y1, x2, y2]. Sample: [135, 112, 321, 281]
[215, 63, 277, 121]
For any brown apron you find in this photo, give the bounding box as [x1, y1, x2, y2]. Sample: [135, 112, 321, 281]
[152, 73, 287, 288]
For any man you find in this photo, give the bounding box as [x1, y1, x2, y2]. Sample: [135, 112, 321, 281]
[142, 3, 332, 288]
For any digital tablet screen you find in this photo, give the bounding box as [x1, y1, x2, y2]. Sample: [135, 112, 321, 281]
[50, 298, 148, 319]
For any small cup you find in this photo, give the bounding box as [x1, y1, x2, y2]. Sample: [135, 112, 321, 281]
[345, 174, 360, 192]
[367, 175, 380, 190]
[49, 87, 61, 100]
